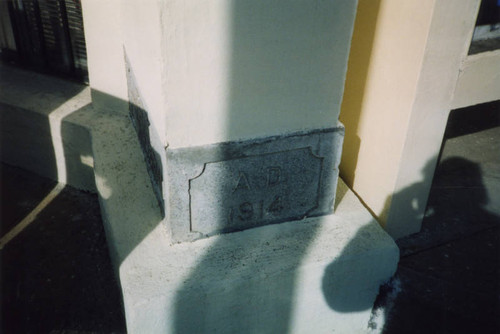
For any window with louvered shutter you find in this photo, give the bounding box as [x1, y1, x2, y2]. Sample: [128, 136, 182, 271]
[2, 0, 88, 83]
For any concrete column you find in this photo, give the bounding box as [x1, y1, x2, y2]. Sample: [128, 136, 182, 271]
[162, 0, 358, 242]
[340, 0, 482, 239]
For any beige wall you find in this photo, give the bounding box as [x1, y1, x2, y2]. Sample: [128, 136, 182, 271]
[340, 0, 436, 223]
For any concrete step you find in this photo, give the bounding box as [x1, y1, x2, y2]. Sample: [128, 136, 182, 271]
[0, 63, 96, 192]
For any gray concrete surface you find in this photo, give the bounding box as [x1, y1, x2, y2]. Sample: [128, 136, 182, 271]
[118, 179, 398, 334]
[0, 164, 126, 334]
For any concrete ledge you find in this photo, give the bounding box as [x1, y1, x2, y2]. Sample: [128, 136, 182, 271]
[0, 64, 96, 192]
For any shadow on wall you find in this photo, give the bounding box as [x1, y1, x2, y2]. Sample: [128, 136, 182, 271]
[338, 0, 382, 187]
[172, 1, 325, 332]
[382, 158, 438, 237]
[71, 90, 165, 266]
[125, 51, 165, 215]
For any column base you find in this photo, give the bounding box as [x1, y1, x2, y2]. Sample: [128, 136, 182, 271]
[120, 179, 399, 334]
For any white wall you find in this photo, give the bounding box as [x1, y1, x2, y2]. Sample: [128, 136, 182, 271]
[162, 0, 358, 148]
[81, 0, 128, 112]
[120, 0, 167, 147]
[82, 0, 168, 190]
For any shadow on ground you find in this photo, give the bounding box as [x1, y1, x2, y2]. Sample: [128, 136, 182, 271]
[0, 164, 126, 334]
[374, 101, 500, 334]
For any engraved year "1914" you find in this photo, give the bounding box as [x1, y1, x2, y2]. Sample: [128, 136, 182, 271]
[228, 195, 284, 224]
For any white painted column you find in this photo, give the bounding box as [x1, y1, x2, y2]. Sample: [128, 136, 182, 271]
[162, 0, 358, 149]
[80, 0, 128, 112]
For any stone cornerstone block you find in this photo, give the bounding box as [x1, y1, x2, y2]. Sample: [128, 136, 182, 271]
[165, 126, 344, 243]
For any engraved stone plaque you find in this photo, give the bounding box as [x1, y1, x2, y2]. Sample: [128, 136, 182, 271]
[189, 148, 322, 236]
[166, 126, 344, 243]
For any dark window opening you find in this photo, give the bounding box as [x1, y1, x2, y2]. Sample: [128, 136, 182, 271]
[0, 0, 88, 84]
[469, 0, 500, 55]
[475, 0, 500, 26]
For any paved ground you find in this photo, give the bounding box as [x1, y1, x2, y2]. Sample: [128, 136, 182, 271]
[1, 101, 499, 333]
[0, 165, 126, 333]
[374, 100, 500, 334]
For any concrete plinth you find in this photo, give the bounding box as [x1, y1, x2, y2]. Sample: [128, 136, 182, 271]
[115, 180, 398, 334]
[82, 106, 399, 333]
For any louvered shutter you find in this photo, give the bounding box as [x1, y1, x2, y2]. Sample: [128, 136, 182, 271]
[5, 0, 88, 83]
